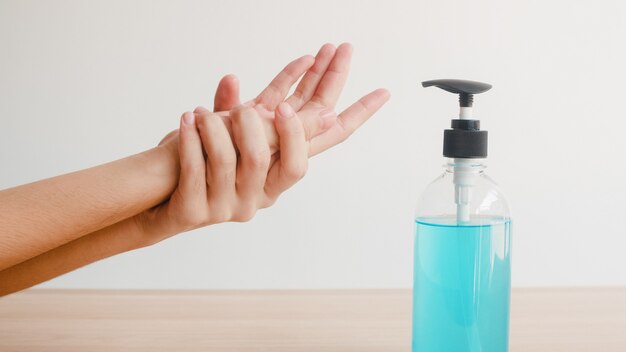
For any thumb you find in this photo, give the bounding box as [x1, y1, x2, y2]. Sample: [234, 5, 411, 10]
[214, 74, 241, 112]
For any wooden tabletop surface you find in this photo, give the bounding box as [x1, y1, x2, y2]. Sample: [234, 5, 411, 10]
[1, 287, 625, 351]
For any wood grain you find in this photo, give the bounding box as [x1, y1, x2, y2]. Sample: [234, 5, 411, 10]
[0, 288, 624, 351]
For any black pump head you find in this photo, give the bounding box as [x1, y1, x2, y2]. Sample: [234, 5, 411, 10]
[422, 79, 493, 158]
[422, 79, 492, 107]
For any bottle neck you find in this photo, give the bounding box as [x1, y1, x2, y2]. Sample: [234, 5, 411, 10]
[445, 158, 486, 173]
[445, 158, 486, 223]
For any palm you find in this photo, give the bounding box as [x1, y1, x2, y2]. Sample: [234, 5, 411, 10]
[162, 43, 388, 157]
[213, 43, 389, 157]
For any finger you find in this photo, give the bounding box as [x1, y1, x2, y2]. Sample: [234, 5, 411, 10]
[175, 112, 209, 225]
[195, 109, 237, 214]
[230, 106, 271, 211]
[202, 105, 335, 157]
[255, 55, 315, 111]
[214, 74, 240, 112]
[308, 42, 353, 109]
[285, 43, 336, 110]
[293, 108, 336, 145]
[141, 113, 206, 236]
[266, 107, 336, 156]
[264, 103, 308, 200]
[309, 88, 390, 156]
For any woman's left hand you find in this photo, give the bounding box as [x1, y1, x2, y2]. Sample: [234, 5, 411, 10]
[137, 102, 324, 245]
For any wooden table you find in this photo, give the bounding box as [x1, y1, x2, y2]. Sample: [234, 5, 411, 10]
[1, 288, 625, 351]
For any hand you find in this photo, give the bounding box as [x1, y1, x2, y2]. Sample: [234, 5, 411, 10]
[138, 103, 322, 244]
[140, 43, 390, 246]
[159, 43, 390, 158]
[155, 48, 331, 157]
[254, 43, 390, 157]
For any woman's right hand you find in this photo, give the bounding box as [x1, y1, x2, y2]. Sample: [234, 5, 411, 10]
[137, 102, 330, 245]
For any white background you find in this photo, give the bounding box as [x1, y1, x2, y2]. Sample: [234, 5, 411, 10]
[1, 0, 625, 289]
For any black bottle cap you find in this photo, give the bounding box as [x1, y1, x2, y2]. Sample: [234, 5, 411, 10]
[422, 79, 492, 158]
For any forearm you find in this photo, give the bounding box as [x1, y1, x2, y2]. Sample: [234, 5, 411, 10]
[0, 216, 148, 296]
[0, 145, 179, 271]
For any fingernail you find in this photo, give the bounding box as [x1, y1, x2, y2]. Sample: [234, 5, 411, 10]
[278, 102, 295, 119]
[182, 112, 195, 125]
[193, 106, 207, 114]
[319, 109, 336, 122]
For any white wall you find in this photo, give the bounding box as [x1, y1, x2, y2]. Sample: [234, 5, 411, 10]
[1, 0, 625, 289]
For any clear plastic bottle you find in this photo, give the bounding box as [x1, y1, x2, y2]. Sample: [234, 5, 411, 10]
[413, 80, 512, 352]
[413, 158, 511, 352]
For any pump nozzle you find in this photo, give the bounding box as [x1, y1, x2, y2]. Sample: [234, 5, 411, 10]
[422, 79, 491, 107]
[422, 79, 493, 224]
[423, 79, 492, 119]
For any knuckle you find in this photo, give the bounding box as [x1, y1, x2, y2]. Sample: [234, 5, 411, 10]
[268, 81, 282, 95]
[184, 168, 206, 191]
[246, 148, 270, 169]
[299, 119, 314, 140]
[335, 120, 350, 144]
[214, 151, 237, 168]
[232, 205, 256, 223]
[223, 169, 237, 186]
[179, 210, 208, 229]
[209, 209, 231, 224]
[290, 90, 304, 103]
[260, 196, 277, 209]
[283, 161, 308, 181]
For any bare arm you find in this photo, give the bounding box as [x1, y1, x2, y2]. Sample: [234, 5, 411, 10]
[0, 145, 179, 271]
[0, 43, 390, 295]
[0, 53, 313, 272]
[0, 216, 144, 295]
[0, 87, 388, 296]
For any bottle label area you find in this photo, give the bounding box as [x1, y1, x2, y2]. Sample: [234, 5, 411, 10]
[412, 218, 511, 352]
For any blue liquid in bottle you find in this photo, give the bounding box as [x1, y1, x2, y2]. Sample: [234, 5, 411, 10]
[412, 217, 511, 352]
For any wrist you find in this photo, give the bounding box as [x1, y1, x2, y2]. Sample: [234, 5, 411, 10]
[139, 141, 181, 202]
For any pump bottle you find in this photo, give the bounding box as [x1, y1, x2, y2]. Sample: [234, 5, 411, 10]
[413, 79, 512, 352]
